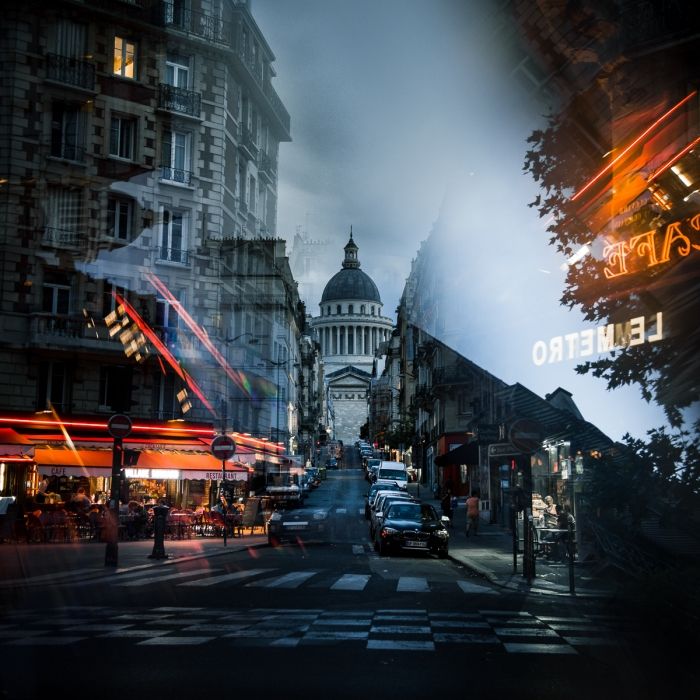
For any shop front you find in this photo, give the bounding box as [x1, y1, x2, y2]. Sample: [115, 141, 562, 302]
[0, 413, 273, 514]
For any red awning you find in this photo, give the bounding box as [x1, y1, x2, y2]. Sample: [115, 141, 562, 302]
[34, 447, 250, 480]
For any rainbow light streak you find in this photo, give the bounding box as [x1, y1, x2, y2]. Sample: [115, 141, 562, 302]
[146, 272, 258, 399]
[571, 90, 698, 203]
[646, 136, 700, 183]
[113, 293, 216, 415]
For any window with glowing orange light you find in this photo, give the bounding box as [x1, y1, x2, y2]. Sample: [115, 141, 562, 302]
[113, 36, 136, 79]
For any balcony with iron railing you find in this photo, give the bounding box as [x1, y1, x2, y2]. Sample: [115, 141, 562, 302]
[155, 246, 190, 266]
[153, 1, 230, 44]
[45, 53, 96, 91]
[42, 227, 86, 249]
[28, 313, 123, 350]
[159, 165, 193, 186]
[157, 83, 202, 118]
[238, 126, 259, 161]
[258, 152, 277, 182]
[414, 386, 436, 411]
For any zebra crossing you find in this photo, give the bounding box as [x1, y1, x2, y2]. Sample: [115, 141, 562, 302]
[101, 564, 499, 594]
[0, 605, 627, 653]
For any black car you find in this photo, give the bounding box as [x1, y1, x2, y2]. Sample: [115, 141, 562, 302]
[267, 504, 330, 546]
[373, 501, 449, 558]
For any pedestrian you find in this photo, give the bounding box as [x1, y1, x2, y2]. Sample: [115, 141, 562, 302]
[440, 489, 453, 526]
[555, 504, 575, 559]
[466, 490, 480, 537]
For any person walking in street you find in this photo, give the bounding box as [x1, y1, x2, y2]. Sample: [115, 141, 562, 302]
[440, 489, 453, 527]
[466, 490, 480, 537]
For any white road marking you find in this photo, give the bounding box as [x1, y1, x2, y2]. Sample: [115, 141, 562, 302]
[457, 580, 498, 595]
[331, 574, 370, 591]
[504, 642, 577, 654]
[367, 639, 435, 650]
[245, 570, 319, 588]
[397, 576, 430, 592]
[113, 570, 222, 587]
[179, 568, 275, 586]
[137, 636, 215, 645]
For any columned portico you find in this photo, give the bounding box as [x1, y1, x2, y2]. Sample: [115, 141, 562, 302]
[309, 231, 394, 443]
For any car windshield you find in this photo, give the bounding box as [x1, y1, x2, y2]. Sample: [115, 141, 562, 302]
[378, 469, 406, 480]
[388, 503, 421, 520]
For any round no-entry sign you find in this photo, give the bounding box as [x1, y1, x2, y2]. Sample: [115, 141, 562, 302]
[508, 418, 543, 453]
[211, 434, 236, 460]
[108, 413, 132, 439]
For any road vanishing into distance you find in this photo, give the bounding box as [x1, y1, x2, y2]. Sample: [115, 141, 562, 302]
[0, 449, 681, 699]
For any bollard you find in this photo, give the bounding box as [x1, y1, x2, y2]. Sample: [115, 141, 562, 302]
[148, 504, 170, 560]
[568, 519, 576, 595]
[103, 508, 119, 567]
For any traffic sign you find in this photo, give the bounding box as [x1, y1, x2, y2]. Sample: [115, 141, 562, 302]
[508, 418, 544, 453]
[107, 413, 132, 439]
[211, 434, 236, 460]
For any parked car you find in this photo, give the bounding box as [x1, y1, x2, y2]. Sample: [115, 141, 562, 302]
[369, 492, 416, 540]
[365, 458, 381, 480]
[375, 462, 408, 490]
[365, 482, 403, 519]
[267, 503, 330, 546]
[373, 501, 449, 558]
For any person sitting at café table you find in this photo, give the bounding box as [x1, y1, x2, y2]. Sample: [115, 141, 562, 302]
[70, 487, 92, 511]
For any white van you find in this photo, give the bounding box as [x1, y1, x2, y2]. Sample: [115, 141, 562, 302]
[375, 461, 408, 490]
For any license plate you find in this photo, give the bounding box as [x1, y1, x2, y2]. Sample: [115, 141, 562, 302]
[283, 522, 308, 529]
[405, 540, 427, 548]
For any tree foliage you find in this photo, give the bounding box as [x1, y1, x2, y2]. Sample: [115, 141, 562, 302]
[523, 96, 699, 495]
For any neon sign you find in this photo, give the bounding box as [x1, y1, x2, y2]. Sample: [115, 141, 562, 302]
[532, 312, 663, 366]
[604, 213, 700, 278]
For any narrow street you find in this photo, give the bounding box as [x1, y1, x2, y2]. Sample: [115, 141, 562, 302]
[0, 459, 685, 699]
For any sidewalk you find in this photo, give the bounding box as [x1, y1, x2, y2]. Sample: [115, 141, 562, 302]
[407, 483, 623, 599]
[0, 532, 268, 590]
[2, 492, 623, 600]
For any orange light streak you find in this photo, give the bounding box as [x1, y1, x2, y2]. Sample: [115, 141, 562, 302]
[47, 402, 84, 467]
[646, 136, 700, 183]
[571, 90, 698, 202]
[114, 293, 216, 415]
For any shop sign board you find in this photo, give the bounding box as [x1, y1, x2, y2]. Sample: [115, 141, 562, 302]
[488, 442, 522, 458]
[107, 413, 132, 439]
[211, 434, 236, 461]
[476, 424, 502, 443]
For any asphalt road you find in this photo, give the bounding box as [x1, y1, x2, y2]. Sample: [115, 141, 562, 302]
[0, 452, 691, 698]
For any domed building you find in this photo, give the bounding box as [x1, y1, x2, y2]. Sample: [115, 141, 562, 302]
[310, 232, 394, 443]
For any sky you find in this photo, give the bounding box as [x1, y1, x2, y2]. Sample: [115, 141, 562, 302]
[252, 0, 669, 442]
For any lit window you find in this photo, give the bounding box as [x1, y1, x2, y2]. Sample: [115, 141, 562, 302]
[114, 36, 136, 79]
